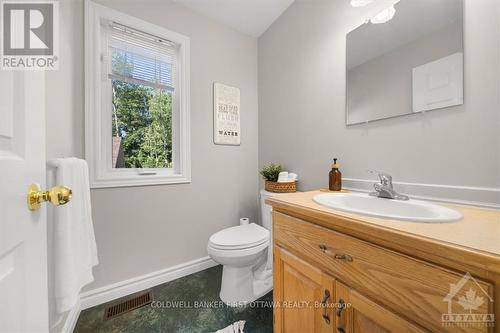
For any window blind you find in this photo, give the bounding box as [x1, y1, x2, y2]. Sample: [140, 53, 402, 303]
[104, 21, 178, 91]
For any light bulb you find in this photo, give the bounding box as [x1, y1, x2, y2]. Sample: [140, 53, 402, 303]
[370, 5, 396, 24]
[350, 0, 374, 7]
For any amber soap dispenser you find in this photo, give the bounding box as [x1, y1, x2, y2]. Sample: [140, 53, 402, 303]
[329, 158, 342, 191]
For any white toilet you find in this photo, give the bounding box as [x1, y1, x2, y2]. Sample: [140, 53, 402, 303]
[207, 190, 281, 305]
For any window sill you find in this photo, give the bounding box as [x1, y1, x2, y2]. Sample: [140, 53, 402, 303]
[90, 172, 191, 189]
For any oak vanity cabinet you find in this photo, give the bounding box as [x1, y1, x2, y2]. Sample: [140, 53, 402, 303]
[272, 211, 494, 333]
[335, 281, 426, 333]
[274, 246, 426, 333]
[274, 247, 335, 333]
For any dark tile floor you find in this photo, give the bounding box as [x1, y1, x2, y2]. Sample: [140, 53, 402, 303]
[74, 265, 273, 333]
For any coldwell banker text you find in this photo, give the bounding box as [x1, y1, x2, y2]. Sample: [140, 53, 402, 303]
[1, 1, 59, 70]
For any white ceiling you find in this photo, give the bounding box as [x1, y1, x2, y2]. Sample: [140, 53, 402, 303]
[174, 0, 295, 37]
[347, 0, 463, 69]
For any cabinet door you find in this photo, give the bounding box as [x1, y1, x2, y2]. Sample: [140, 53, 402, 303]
[335, 281, 428, 333]
[274, 246, 335, 333]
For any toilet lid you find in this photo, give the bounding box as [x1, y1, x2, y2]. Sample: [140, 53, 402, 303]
[209, 223, 269, 250]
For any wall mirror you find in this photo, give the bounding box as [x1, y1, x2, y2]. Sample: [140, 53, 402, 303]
[346, 0, 464, 125]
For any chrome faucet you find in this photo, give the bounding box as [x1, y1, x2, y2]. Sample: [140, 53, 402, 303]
[368, 170, 409, 201]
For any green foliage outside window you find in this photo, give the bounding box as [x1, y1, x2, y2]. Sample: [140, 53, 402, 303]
[111, 52, 173, 168]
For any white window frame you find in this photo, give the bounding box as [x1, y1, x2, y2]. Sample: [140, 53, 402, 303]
[84, 0, 191, 188]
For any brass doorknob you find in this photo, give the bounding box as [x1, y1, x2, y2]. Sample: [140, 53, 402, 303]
[27, 184, 72, 211]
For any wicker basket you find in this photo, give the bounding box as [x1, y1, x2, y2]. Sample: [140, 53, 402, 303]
[265, 180, 297, 193]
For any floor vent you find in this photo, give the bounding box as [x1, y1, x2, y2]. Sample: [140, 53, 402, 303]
[104, 291, 153, 320]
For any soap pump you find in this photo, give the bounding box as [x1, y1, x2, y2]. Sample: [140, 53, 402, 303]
[329, 158, 342, 191]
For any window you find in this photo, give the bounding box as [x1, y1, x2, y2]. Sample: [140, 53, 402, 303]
[85, 2, 190, 188]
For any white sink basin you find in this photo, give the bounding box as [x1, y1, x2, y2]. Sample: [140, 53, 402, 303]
[313, 193, 462, 223]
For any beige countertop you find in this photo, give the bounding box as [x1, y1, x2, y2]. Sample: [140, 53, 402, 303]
[267, 191, 500, 257]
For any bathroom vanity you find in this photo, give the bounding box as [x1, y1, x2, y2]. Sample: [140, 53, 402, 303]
[267, 191, 500, 333]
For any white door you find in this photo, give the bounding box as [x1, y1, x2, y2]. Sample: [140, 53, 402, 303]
[0, 71, 48, 332]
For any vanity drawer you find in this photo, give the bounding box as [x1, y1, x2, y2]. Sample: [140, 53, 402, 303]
[273, 212, 494, 333]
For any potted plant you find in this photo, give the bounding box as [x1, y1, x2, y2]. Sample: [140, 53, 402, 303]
[260, 163, 297, 193]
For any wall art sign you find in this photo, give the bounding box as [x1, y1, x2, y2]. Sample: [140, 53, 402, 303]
[213, 82, 240, 145]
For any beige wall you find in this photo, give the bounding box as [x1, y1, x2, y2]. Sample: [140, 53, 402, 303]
[46, 0, 259, 290]
[46, 0, 500, 294]
[259, 0, 500, 204]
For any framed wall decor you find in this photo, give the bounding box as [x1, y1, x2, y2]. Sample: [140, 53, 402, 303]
[213, 82, 241, 145]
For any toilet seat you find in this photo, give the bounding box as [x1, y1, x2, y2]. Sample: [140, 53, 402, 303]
[209, 223, 269, 250]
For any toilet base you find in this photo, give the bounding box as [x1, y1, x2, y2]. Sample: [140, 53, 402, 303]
[219, 264, 272, 306]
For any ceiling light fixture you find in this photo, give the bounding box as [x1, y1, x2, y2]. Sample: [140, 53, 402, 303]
[350, 0, 374, 7]
[370, 5, 396, 24]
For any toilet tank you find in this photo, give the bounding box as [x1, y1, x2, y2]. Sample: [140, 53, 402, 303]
[259, 189, 285, 230]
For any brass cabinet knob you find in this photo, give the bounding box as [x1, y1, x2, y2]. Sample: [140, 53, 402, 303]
[336, 298, 346, 333]
[321, 289, 331, 324]
[27, 184, 72, 211]
[334, 254, 353, 262]
[336, 298, 345, 317]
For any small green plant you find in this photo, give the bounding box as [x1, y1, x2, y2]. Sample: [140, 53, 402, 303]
[260, 163, 282, 182]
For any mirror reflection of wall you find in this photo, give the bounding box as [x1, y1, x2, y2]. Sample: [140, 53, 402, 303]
[346, 0, 464, 125]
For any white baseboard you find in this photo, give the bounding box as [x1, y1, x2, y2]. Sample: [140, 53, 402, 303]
[79, 256, 217, 309]
[61, 256, 217, 333]
[343, 178, 500, 209]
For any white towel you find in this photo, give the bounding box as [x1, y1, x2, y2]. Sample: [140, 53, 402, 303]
[52, 158, 98, 313]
